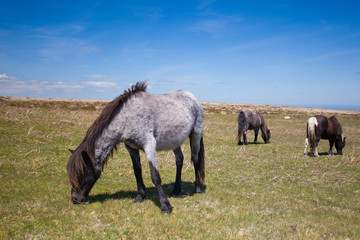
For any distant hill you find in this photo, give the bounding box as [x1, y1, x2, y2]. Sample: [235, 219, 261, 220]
[1, 96, 359, 116]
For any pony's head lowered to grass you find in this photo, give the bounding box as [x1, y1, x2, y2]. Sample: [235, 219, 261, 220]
[67, 82, 147, 204]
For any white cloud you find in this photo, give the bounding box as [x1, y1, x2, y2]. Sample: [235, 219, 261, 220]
[0, 73, 120, 98]
[0, 73, 17, 81]
[90, 74, 114, 81]
[0, 74, 83, 96]
[84, 81, 117, 87]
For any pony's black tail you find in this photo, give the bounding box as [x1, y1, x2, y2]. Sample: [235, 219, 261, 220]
[189, 135, 205, 185]
[199, 136, 205, 184]
[237, 111, 246, 143]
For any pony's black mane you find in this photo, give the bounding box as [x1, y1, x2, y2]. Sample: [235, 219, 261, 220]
[82, 81, 147, 157]
[67, 81, 148, 189]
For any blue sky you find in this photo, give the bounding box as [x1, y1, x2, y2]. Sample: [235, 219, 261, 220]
[1, 0, 359, 108]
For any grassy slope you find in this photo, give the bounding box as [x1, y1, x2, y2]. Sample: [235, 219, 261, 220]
[0, 99, 359, 239]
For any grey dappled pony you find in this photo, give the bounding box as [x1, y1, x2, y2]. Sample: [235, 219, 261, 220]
[237, 110, 271, 145]
[67, 81, 205, 214]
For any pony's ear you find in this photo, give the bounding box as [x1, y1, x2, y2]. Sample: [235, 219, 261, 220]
[81, 151, 93, 166]
[68, 149, 75, 154]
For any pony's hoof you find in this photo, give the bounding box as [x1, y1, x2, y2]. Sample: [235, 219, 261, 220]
[170, 188, 181, 197]
[195, 187, 202, 194]
[162, 209, 172, 215]
[170, 193, 180, 198]
[161, 204, 173, 214]
[134, 194, 146, 203]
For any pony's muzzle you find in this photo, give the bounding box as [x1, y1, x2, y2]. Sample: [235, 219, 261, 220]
[71, 190, 89, 204]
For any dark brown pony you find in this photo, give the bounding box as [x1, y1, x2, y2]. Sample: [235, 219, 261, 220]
[237, 110, 271, 145]
[304, 115, 346, 156]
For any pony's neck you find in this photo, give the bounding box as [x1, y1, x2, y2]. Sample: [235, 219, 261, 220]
[261, 123, 268, 131]
[94, 122, 123, 166]
[261, 123, 269, 139]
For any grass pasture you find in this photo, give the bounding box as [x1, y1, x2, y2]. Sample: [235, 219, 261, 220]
[1, 97, 360, 239]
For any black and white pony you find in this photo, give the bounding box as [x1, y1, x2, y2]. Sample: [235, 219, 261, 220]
[304, 115, 346, 157]
[237, 110, 271, 145]
[67, 81, 205, 214]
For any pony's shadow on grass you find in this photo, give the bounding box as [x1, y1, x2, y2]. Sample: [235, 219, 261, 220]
[318, 152, 341, 156]
[305, 152, 341, 156]
[89, 181, 207, 210]
[238, 142, 267, 145]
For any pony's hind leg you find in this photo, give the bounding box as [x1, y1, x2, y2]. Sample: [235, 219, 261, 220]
[254, 129, 259, 144]
[144, 140, 173, 214]
[314, 140, 320, 157]
[125, 144, 146, 202]
[171, 147, 183, 197]
[243, 131, 248, 145]
[237, 128, 243, 145]
[237, 133, 242, 145]
[304, 138, 308, 156]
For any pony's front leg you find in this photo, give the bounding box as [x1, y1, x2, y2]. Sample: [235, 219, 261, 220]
[171, 147, 183, 197]
[328, 139, 335, 155]
[144, 143, 173, 214]
[125, 144, 146, 202]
